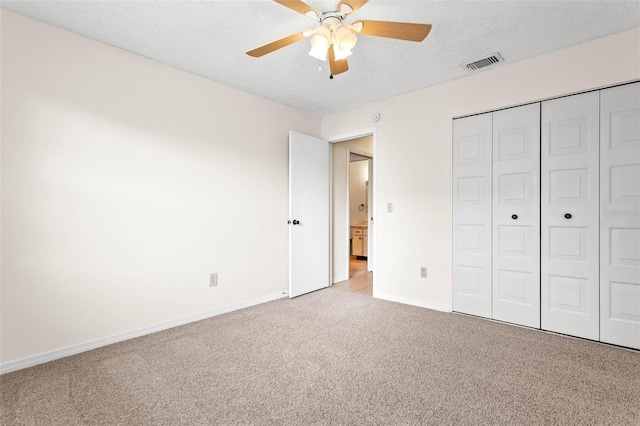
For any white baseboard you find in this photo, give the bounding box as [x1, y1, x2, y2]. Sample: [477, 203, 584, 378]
[0, 291, 288, 375]
[373, 291, 452, 313]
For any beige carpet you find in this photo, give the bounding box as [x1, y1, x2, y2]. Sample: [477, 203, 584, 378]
[1, 288, 639, 425]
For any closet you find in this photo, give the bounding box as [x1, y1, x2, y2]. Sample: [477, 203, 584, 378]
[452, 82, 640, 350]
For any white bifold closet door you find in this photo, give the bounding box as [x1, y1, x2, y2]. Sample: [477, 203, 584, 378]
[452, 113, 493, 318]
[492, 103, 541, 328]
[600, 82, 640, 350]
[541, 91, 600, 340]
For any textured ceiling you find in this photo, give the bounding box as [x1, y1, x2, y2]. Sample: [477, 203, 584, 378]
[2, 0, 639, 116]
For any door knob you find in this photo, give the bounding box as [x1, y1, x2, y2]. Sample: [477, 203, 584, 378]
[564, 213, 572, 219]
[511, 214, 518, 220]
[292, 220, 300, 225]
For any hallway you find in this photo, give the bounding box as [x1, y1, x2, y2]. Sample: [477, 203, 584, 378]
[331, 257, 372, 296]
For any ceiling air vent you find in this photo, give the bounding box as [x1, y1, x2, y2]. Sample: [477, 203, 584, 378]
[462, 52, 504, 71]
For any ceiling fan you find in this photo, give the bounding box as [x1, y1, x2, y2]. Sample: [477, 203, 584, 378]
[246, 0, 432, 78]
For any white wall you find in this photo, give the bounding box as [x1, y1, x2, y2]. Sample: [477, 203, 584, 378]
[331, 136, 372, 282]
[349, 161, 369, 227]
[322, 28, 640, 311]
[0, 11, 320, 364]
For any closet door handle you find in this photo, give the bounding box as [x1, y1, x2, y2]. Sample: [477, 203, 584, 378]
[564, 213, 572, 219]
[511, 214, 518, 220]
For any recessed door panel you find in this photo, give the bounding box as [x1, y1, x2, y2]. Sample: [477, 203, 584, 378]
[453, 113, 492, 318]
[610, 228, 640, 266]
[609, 281, 640, 322]
[458, 265, 483, 295]
[492, 103, 540, 328]
[549, 168, 588, 203]
[610, 108, 640, 150]
[457, 224, 485, 253]
[498, 173, 531, 203]
[457, 134, 486, 165]
[549, 117, 589, 155]
[457, 176, 485, 205]
[541, 91, 599, 340]
[498, 225, 531, 257]
[498, 269, 531, 303]
[610, 164, 640, 202]
[549, 226, 588, 262]
[498, 128, 530, 161]
[548, 275, 589, 314]
[601, 82, 640, 350]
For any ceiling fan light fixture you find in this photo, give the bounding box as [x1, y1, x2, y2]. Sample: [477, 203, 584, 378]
[309, 46, 328, 61]
[309, 32, 329, 49]
[310, 24, 330, 43]
[335, 25, 357, 51]
[332, 44, 352, 61]
[308, 24, 331, 60]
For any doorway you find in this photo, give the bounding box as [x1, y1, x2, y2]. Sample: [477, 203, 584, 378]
[329, 133, 375, 295]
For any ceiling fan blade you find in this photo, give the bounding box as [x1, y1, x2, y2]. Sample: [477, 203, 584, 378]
[338, 0, 369, 15]
[328, 46, 349, 76]
[246, 32, 306, 57]
[354, 20, 432, 42]
[274, 0, 319, 17]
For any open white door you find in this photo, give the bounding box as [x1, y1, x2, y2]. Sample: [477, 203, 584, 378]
[289, 131, 330, 298]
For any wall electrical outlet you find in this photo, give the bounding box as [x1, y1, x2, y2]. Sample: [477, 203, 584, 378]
[209, 273, 218, 287]
[420, 267, 428, 278]
[387, 202, 393, 213]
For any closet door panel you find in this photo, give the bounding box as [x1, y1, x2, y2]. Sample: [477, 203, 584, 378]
[492, 103, 541, 328]
[600, 82, 640, 350]
[453, 113, 493, 318]
[541, 91, 600, 340]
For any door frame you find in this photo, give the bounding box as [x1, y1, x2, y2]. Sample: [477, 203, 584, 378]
[328, 128, 378, 294]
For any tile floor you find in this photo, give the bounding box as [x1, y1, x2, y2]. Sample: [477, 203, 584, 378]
[331, 256, 372, 296]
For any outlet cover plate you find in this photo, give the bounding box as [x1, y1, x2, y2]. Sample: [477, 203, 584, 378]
[420, 267, 427, 278]
[210, 273, 218, 287]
